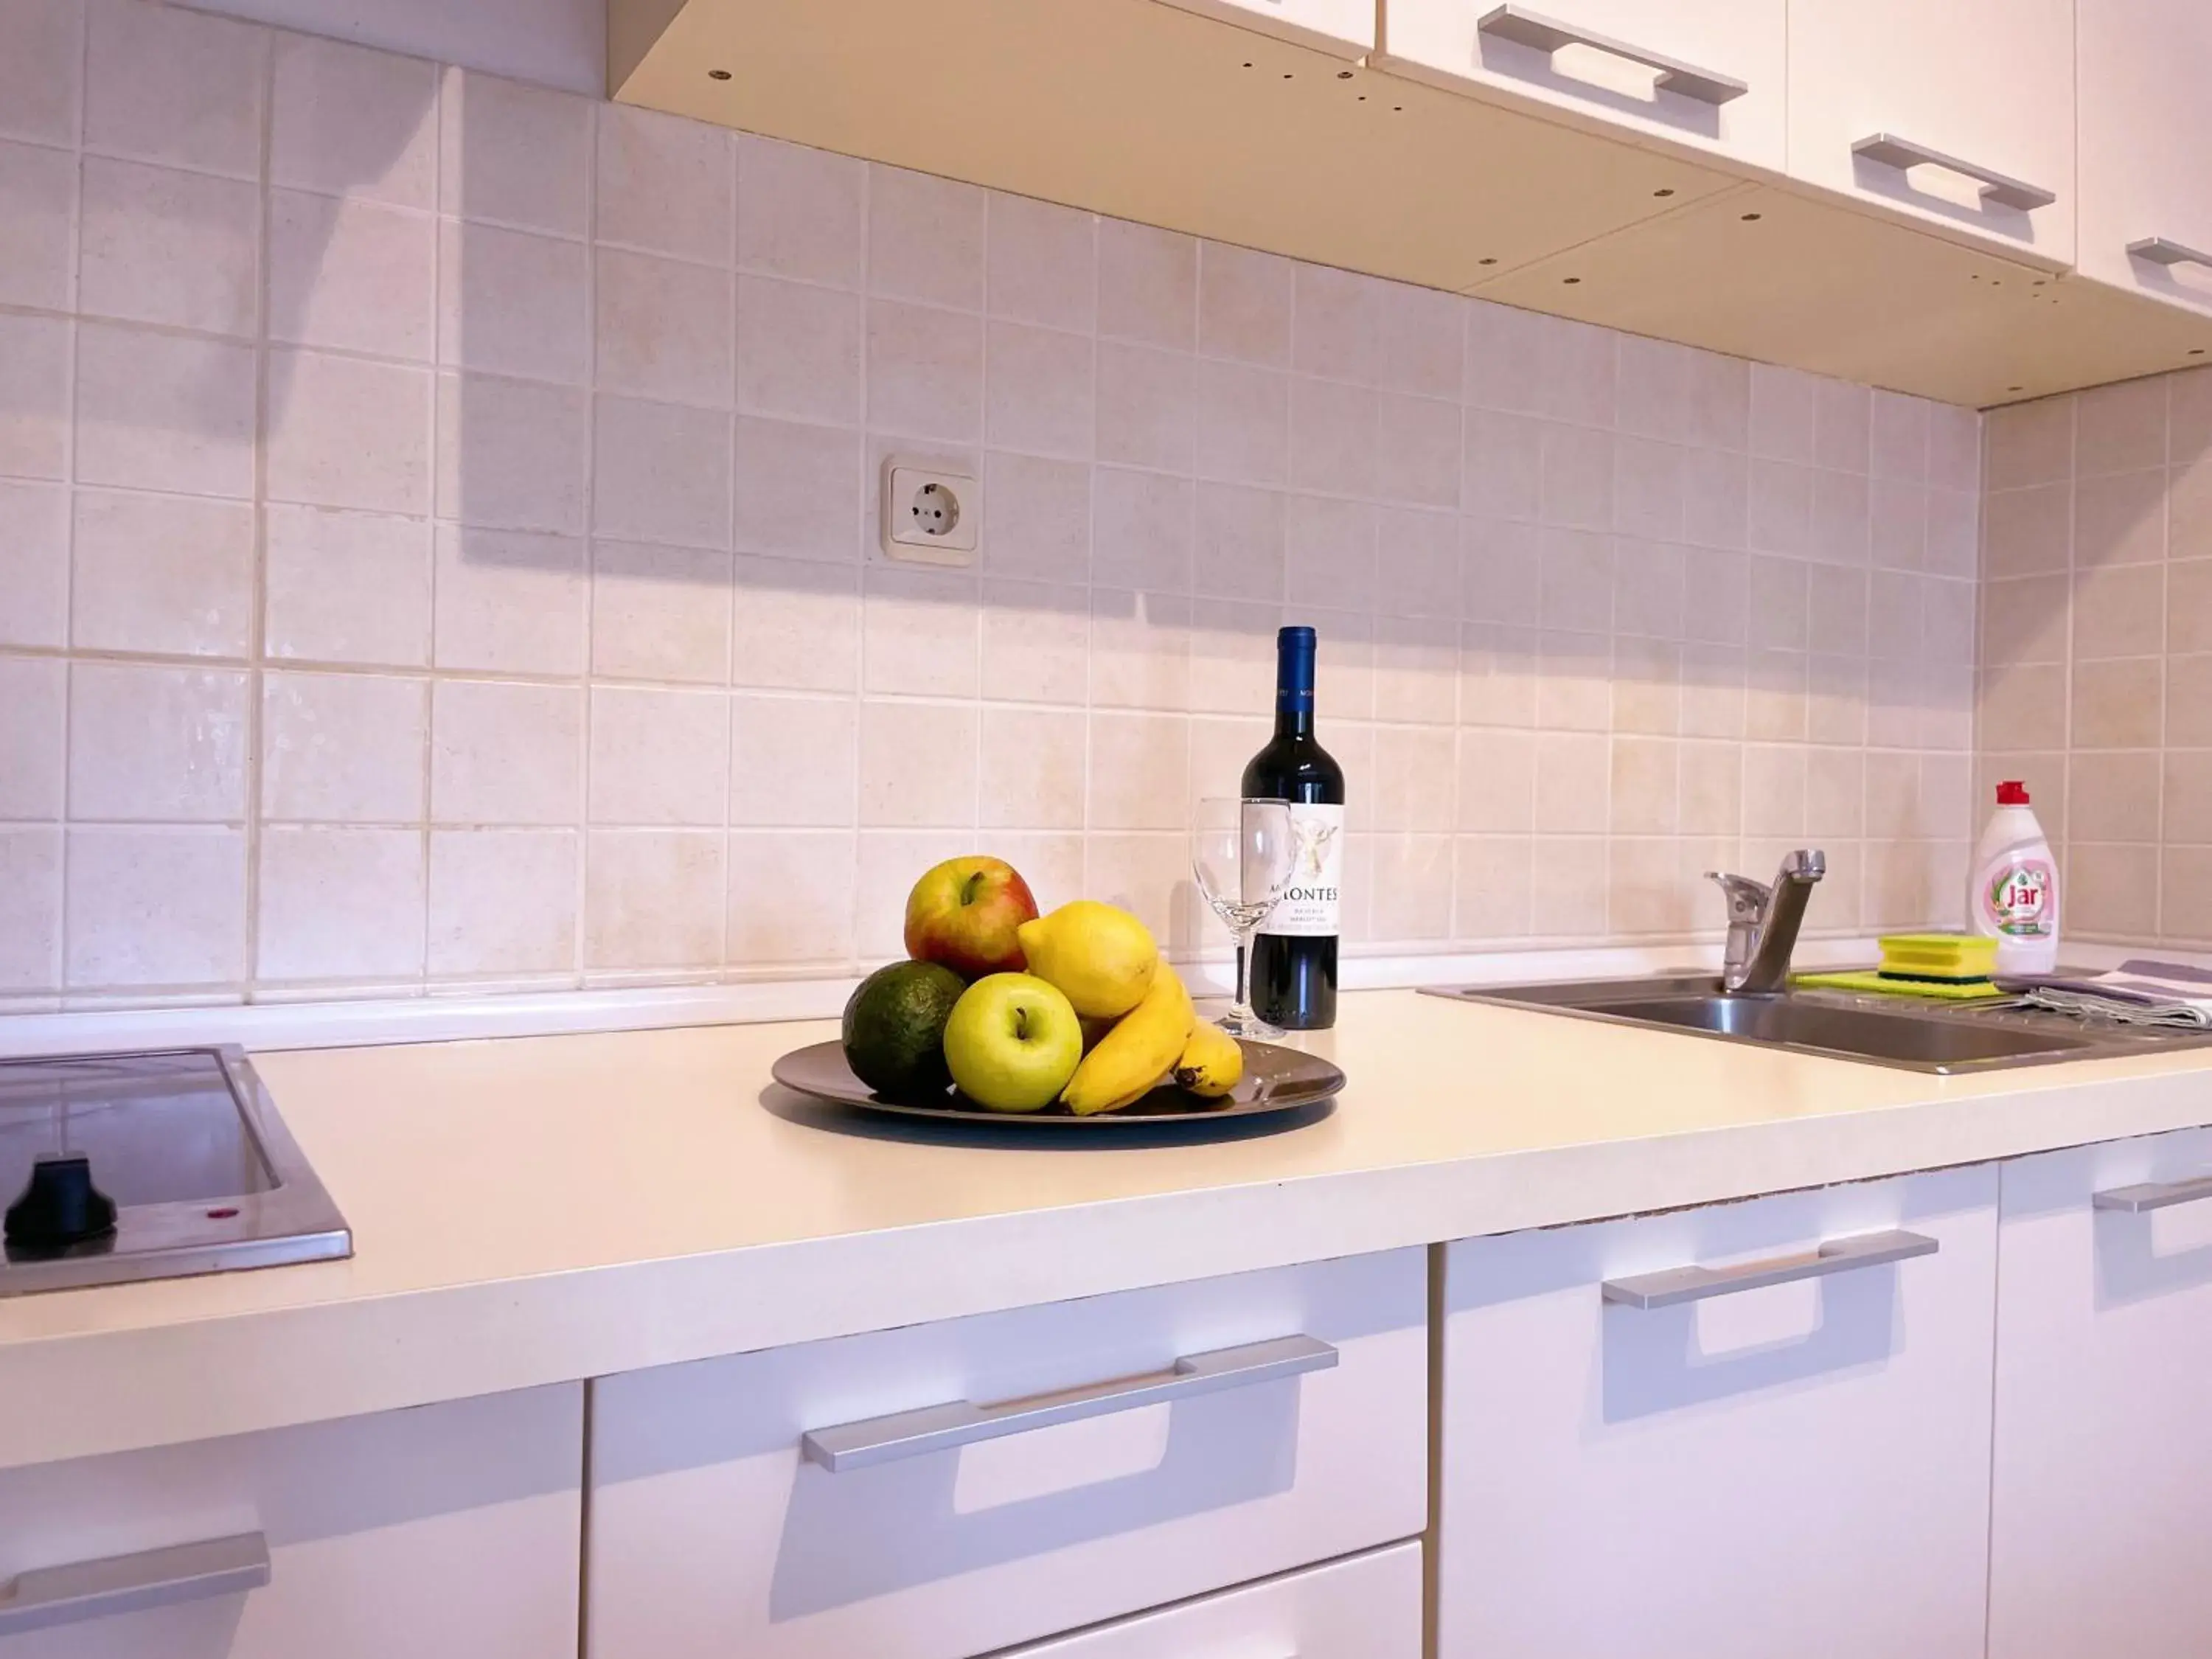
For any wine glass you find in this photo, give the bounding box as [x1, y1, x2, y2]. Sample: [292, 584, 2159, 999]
[1190, 796, 1294, 1039]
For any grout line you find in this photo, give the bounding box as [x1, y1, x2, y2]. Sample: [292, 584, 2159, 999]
[52, 0, 89, 1001]
[240, 24, 275, 999]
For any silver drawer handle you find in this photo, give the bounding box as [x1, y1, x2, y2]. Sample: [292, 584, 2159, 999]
[0, 1533, 269, 1635]
[2094, 1175, 2212, 1214]
[1851, 133, 2056, 212]
[2129, 237, 2212, 271]
[801, 1334, 1338, 1472]
[1601, 1229, 1938, 1310]
[1476, 4, 1747, 105]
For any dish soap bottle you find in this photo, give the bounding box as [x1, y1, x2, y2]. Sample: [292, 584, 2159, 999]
[1970, 780, 2059, 975]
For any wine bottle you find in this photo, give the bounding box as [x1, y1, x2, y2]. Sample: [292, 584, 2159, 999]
[1242, 625, 1344, 1030]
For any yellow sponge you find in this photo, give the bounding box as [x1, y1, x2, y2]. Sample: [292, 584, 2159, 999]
[1794, 968, 2006, 1001]
[1877, 932, 1999, 984]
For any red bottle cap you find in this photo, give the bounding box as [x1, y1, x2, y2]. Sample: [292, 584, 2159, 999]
[1997, 780, 2031, 805]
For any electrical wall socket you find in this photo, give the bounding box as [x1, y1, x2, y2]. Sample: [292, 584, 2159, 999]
[880, 456, 979, 566]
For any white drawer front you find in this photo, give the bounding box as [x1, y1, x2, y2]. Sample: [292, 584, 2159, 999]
[1437, 1165, 1998, 1659]
[587, 1248, 1427, 1659]
[0, 1385, 581, 1659]
[1990, 1127, 2212, 1659]
[1001, 1540, 1422, 1658]
[1382, 0, 1787, 171]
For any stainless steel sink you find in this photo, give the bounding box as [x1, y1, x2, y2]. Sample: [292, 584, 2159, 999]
[1424, 975, 2212, 1074]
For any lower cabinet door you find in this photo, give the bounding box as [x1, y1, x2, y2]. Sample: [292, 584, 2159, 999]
[1436, 1164, 2000, 1659]
[998, 1541, 1422, 1658]
[1989, 1127, 2212, 1659]
[586, 1249, 1427, 1659]
[0, 1384, 581, 1659]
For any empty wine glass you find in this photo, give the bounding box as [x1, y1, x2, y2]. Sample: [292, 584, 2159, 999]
[1190, 796, 1294, 1039]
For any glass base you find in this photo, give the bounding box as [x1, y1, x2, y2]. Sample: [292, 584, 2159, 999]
[1209, 1004, 1284, 1041]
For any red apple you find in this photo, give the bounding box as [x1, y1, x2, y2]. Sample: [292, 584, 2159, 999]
[904, 857, 1038, 979]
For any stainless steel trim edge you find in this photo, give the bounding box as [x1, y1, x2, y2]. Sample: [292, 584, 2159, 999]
[800, 1333, 1340, 1472]
[1851, 133, 2056, 212]
[1601, 1228, 1940, 1310]
[1476, 4, 1749, 105]
[0, 1533, 269, 1635]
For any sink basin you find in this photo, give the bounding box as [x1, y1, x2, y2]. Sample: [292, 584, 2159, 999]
[1424, 975, 2212, 1074]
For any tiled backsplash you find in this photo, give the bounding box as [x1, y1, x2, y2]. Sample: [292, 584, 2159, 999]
[0, 0, 1986, 1008]
[1979, 369, 2212, 946]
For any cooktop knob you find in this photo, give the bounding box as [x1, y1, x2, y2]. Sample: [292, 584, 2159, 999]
[4, 1155, 118, 1254]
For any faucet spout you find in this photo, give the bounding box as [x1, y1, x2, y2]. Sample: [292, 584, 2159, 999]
[1705, 849, 1826, 994]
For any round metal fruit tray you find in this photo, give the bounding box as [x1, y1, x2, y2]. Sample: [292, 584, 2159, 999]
[768, 1038, 1345, 1127]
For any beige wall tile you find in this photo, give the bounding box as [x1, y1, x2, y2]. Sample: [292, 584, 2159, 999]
[2165, 751, 2212, 845]
[438, 69, 590, 236]
[1983, 574, 2069, 668]
[727, 830, 856, 967]
[737, 134, 863, 288]
[584, 829, 724, 969]
[262, 671, 426, 824]
[0, 483, 67, 650]
[2075, 467, 2166, 567]
[1375, 392, 1461, 511]
[427, 827, 577, 976]
[731, 557, 858, 692]
[1812, 468, 1872, 566]
[1199, 240, 1293, 369]
[1294, 262, 1379, 385]
[981, 580, 1089, 704]
[1099, 218, 1195, 352]
[595, 102, 731, 265]
[436, 373, 590, 535]
[588, 686, 728, 827]
[2170, 655, 2212, 748]
[2168, 559, 2212, 655]
[1094, 469, 1191, 594]
[1534, 730, 1607, 833]
[731, 416, 853, 560]
[66, 825, 246, 988]
[1194, 359, 1288, 489]
[1986, 395, 2073, 490]
[438, 220, 590, 383]
[595, 248, 734, 408]
[265, 505, 431, 669]
[858, 701, 976, 829]
[0, 827, 62, 992]
[591, 541, 731, 684]
[1453, 835, 1531, 939]
[0, 313, 69, 482]
[2163, 846, 2212, 940]
[2069, 750, 2162, 845]
[1369, 834, 1453, 942]
[430, 679, 582, 825]
[2076, 378, 2167, 477]
[1609, 837, 1697, 936]
[257, 826, 425, 981]
[270, 190, 436, 361]
[869, 166, 984, 311]
[1608, 735, 1678, 834]
[0, 656, 64, 821]
[1375, 281, 1462, 402]
[1372, 725, 1455, 833]
[2068, 842, 2158, 939]
[729, 694, 856, 829]
[270, 32, 437, 209]
[1538, 422, 1612, 532]
[267, 349, 432, 515]
[1285, 496, 1376, 611]
[433, 525, 586, 677]
[69, 663, 249, 821]
[987, 324, 1095, 464]
[2073, 656, 2164, 749]
[1372, 613, 1458, 724]
[1983, 482, 2070, 577]
[1742, 742, 1807, 838]
[980, 706, 1085, 830]
[868, 299, 983, 444]
[2073, 563, 2166, 661]
[1680, 740, 1743, 835]
[1529, 838, 1606, 937]
[71, 489, 254, 658]
[597, 396, 731, 549]
[1096, 341, 1193, 473]
[1750, 363, 1818, 462]
[0, 0, 82, 147]
[989, 194, 1095, 334]
[77, 323, 257, 497]
[0, 141, 75, 312]
[1980, 661, 2069, 753]
[85, 0, 262, 178]
[1871, 390, 1931, 483]
[2172, 369, 2212, 466]
[737, 276, 862, 427]
[863, 566, 980, 698]
[1088, 709, 1188, 830]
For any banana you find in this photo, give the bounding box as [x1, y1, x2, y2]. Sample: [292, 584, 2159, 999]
[1060, 961, 1194, 1116]
[1173, 1021, 1243, 1098]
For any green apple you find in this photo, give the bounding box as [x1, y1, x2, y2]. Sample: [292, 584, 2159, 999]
[943, 973, 1083, 1113]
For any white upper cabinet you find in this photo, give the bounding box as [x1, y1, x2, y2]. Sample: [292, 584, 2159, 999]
[1785, 0, 2076, 266]
[1380, 0, 1787, 171]
[1156, 0, 1374, 55]
[1989, 1129, 2212, 1659]
[2077, 0, 2212, 310]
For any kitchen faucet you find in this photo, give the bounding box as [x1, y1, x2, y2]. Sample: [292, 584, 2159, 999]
[1704, 849, 1827, 995]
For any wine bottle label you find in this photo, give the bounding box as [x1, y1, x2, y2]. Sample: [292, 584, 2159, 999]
[1258, 803, 1343, 937]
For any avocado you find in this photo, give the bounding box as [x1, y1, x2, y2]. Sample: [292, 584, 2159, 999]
[841, 961, 967, 1096]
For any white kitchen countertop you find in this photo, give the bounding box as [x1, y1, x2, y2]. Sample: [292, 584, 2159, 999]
[5, 987, 2212, 1472]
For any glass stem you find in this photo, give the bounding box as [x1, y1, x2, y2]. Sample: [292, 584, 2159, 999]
[1233, 926, 1253, 1015]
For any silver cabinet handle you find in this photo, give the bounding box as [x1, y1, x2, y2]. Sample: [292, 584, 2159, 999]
[1851, 133, 2056, 212]
[2129, 237, 2212, 271]
[0, 1533, 269, 1635]
[801, 1334, 1338, 1472]
[1476, 4, 1747, 105]
[1601, 1229, 1938, 1310]
[2093, 1174, 2212, 1214]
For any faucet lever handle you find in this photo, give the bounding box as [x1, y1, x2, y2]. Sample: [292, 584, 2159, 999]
[1704, 870, 1770, 922]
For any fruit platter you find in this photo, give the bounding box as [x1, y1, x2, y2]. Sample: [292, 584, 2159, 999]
[768, 856, 1346, 1127]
